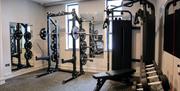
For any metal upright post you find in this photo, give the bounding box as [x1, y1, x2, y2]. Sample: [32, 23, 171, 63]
[55, 20, 59, 69]
[107, 9, 111, 71]
[72, 10, 77, 78]
[79, 18, 84, 74]
[17, 23, 22, 69]
[47, 14, 51, 71]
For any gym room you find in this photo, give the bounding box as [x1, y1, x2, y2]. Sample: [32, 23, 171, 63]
[0, 0, 179, 91]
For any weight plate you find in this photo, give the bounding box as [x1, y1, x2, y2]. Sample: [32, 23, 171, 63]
[51, 52, 59, 62]
[39, 28, 46, 40]
[51, 43, 57, 51]
[24, 50, 33, 60]
[14, 30, 23, 40]
[80, 53, 88, 65]
[80, 41, 87, 53]
[80, 33, 86, 41]
[24, 41, 32, 49]
[72, 26, 79, 40]
[24, 32, 31, 40]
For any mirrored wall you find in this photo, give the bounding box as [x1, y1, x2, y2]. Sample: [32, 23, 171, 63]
[10, 22, 33, 71]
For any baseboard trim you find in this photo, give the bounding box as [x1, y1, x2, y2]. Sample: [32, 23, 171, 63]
[0, 79, 5, 85]
[4, 66, 46, 80]
[59, 65, 106, 73]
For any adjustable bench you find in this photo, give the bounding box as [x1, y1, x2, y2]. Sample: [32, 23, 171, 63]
[92, 69, 136, 91]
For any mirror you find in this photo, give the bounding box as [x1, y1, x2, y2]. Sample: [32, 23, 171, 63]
[10, 22, 33, 71]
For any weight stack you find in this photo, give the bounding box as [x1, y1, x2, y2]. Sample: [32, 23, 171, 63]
[142, 12, 155, 65]
[112, 18, 132, 70]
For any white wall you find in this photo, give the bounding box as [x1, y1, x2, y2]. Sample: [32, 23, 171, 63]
[1, 0, 46, 81]
[156, 0, 180, 90]
[0, 0, 5, 85]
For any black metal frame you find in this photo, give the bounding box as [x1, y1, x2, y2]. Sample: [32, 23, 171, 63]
[36, 16, 60, 77]
[61, 9, 85, 83]
[36, 9, 85, 83]
[104, 0, 155, 71]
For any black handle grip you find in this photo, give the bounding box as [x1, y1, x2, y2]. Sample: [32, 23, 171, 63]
[36, 56, 50, 60]
[61, 59, 74, 63]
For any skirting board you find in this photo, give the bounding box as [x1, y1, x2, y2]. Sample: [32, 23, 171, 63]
[60, 65, 107, 73]
[4, 66, 46, 80]
[0, 79, 5, 85]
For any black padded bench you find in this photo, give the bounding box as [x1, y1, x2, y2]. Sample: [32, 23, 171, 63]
[92, 69, 136, 91]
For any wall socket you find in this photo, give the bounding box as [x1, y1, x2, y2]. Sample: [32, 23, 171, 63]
[5, 64, 10, 67]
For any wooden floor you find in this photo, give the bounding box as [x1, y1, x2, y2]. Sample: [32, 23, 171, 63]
[0, 70, 132, 91]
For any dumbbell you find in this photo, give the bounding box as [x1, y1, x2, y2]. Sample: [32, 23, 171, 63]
[80, 53, 93, 65]
[136, 75, 170, 91]
[141, 63, 163, 76]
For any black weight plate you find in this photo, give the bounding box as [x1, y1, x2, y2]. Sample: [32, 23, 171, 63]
[39, 28, 46, 40]
[14, 30, 23, 40]
[24, 32, 31, 40]
[24, 50, 33, 60]
[80, 41, 87, 53]
[80, 33, 86, 41]
[24, 41, 32, 49]
[80, 53, 88, 65]
[51, 52, 59, 62]
[51, 43, 57, 51]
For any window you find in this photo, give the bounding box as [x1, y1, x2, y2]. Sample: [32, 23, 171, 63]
[106, 0, 122, 50]
[66, 3, 79, 49]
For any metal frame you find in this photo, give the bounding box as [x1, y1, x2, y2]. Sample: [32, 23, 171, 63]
[104, 0, 154, 71]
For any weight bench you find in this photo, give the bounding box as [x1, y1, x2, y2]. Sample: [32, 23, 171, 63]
[92, 69, 136, 91]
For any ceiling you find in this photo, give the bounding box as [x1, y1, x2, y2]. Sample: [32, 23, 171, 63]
[32, 0, 95, 6]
